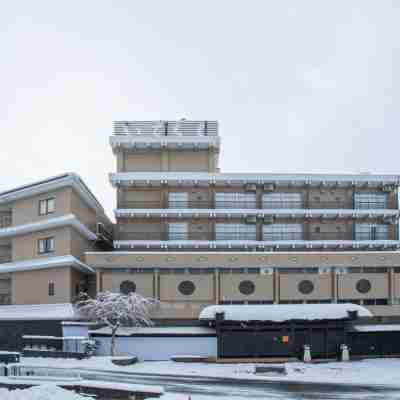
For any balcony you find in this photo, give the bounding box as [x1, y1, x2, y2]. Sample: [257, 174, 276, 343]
[0, 212, 12, 229]
[117, 200, 393, 210]
[117, 231, 391, 242]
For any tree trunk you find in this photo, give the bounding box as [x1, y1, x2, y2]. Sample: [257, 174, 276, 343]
[111, 327, 118, 356]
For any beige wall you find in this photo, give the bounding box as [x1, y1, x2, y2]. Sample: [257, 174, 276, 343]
[12, 267, 72, 304]
[159, 274, 215, 302]
[102, 272, 154, 297]
[220, 273, 274, 301]
[338, 273, 389, 299]
[167, 151, 209, 172]
[124, 153, 162, 172]
[279, 273, 332, 300]
[70, 189, 98, 230]
[12, 188, 71, 226]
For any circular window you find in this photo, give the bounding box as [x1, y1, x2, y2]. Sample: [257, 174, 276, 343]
[120, 280, 136, 295]
[178, 280, 196, 296]
[238, 280, 256, 296]
[298, 280, 314, 295]
[356, 279, 371, 294]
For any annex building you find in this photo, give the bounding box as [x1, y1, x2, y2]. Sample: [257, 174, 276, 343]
[1, 120, 400, 322]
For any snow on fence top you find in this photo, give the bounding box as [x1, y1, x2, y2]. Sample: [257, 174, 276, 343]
[199, 304, 372, 322]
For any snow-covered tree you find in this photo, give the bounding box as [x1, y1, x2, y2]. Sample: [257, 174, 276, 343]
[76, 291, 156, 356]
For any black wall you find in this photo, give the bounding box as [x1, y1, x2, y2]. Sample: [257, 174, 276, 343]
[0, 320, 62, 351]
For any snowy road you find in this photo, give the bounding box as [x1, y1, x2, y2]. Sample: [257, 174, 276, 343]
[77, 369, 400, 400]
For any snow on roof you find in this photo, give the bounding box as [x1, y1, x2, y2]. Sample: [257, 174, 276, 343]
[0, 255, 94, 274]
[199, 304, 372, 322]
[0, 303, 80, 321]
[353, 324, 400, 332]
[0, 214, 97, 241]
[90, 326, 216, 336]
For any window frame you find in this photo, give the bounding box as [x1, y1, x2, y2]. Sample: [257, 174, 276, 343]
[39, 197, 56, 216]
[48, 281, 55, 297]
[38, 237, 55, 254]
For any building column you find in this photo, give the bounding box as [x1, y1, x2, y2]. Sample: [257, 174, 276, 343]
[274, 269, 280, 304]
[389, 268, 395, 305]
[161, 149, 169, 171]
[96, 270, 102, 294]
[215, 269, 220, 304]
[332, 269, 338, 303]
[154, 269, 160, 300]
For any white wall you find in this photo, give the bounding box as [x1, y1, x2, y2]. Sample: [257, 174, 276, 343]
[62, 324, 90, 338]
[94, 336, 217, 360]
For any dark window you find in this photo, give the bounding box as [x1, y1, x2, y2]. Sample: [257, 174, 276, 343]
[39, 198, 55, 216]
[38, 237, 55, 254]
[356, 279, 372, 294]
[120, 280, 136, 295]
[178, 280, 196, 296]
[314, 226, 321, 233]
[298, 280, 314, 295]
[48, 281, 55, 297]
[238, 280, 256, 295]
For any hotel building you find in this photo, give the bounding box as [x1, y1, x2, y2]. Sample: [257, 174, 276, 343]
[2, 120, 400, 321]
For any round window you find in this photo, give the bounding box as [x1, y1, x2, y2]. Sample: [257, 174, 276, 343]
[120, 280, 136, 295]
[178, 280, 196, 296]
[356, 279, 371, 294]
[238, 280, 256, 295]
[298, 280, 314, 295]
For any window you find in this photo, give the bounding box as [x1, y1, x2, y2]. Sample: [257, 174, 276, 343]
[38, 237, 55, 254]
[178, 280, 196, 296]
[238, 280, 256, 295]
[262, 193, 303, 209]
[48, 281, 55, 296]
[215, 192, 256, 209]
[215, 224, 256, 240]
[263, 224, 303, 241]
[168, 192, 188, 208]
[168, 223, 188, 240]
[120, 280, 136, 295]
[39, 198, 55, 216]
[354, 224, 388, 240]
[354, 193, 387, 209]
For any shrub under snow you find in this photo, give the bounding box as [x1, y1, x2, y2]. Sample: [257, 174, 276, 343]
[0, 385, 89, 400]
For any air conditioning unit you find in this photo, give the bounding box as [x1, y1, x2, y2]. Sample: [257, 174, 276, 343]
[335, 267, 348, 275]
[263, 183, 275, 192]
[318, 267, 331, 275]
[382, 185, 395, 192]
[263, 216, 274, 224]
[383, 216, 396, 225]
[260, 267, 274, 275]
[244, 183, 257, 192]
[245, 216, 257, 224]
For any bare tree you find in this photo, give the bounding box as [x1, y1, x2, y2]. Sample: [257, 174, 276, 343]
[76, 291, 156, 356]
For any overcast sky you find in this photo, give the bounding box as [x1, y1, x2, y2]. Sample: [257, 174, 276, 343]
[1, 1, 399, 217]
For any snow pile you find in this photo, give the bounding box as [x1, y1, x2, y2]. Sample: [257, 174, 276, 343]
[0, 385, 89, 400]
[199, 303, 372, 321]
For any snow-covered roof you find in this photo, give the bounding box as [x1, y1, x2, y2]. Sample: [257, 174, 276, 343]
[0, 214, 97, 241]
[110, 171, 400, 187]
[0, 173, 105, 215]
[199, 304, 372, 322]
[0, 303, 80, 321]
[0, 255, 94, 274]
[353, 324, 400, 332]
[90, 326, 216, 336]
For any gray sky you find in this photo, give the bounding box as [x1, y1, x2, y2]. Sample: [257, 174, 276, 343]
[1, 1, 399, 218]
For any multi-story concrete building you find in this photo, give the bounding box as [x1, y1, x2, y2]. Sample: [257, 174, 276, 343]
[0, 173, 111, 305]
[86, 120, 400, 320]
[2, 120, 400, 321]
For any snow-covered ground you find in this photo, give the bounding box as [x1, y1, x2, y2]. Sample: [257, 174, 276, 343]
[19, 356, 400, 387]
[0, 385, 89, 400]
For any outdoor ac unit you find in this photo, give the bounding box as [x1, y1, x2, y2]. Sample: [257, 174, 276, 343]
[263, 183, 275, 192]
[260, 267, 274, 275]
[244, 183, 257, 192]
[382, 185, 395, 192]
[245, 216, 257, 224]
[318, 267, 331, 275]
[335, 267, 348, 275]
[263, 216, 274, 224]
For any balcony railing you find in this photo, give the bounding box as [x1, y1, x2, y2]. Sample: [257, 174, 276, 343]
[118, 200, 392, 210]
[118, 231, 391, 241]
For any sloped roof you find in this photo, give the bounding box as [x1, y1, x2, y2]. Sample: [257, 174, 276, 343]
[0, 303, 80, 321]
[199, 304, 372, 322]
